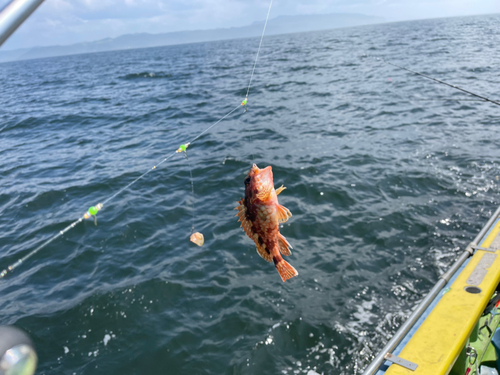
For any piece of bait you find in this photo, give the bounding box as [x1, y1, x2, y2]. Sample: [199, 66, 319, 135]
[190, 232, 204, 246]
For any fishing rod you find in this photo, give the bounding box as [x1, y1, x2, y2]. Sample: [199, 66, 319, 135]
[0, 0, 275, 279]
[0, 326, 37, 375]
[374, 57, 500, 107]
[0, 0, 46, 47]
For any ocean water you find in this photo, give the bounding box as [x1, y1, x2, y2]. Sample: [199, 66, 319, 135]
[1, 13, 500, 375]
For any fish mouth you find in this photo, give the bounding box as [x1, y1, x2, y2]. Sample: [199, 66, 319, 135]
[249, 164, 273, 188]
[251, 164, 272, 175]
[251, 164, 260, 174]
[259, 166, 272, 179]
[253, 165, 273, 187]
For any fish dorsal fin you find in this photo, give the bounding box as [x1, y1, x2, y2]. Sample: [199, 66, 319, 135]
[276, 185, 286, 195]
[276, 204, 292, 223]
[235, 200, 254, 239]
[256, 185, 273, 201]
[278, 233, 292, 256]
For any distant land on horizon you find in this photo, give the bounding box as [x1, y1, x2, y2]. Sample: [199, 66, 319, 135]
[0, 13, 385, 63]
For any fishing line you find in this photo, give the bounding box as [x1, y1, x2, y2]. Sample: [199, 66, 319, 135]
[396, 98, 494, 102]
[245, 0, 273, 101]
[243, 0, 273, 164]
[323, 93, 492, 103]
[0, 109, 241, 280]
[371, 56, 500, 107]
[0, 0, 275, 279]
[184, 151, 196, 235]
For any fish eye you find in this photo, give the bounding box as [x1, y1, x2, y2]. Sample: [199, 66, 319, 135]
[244, 176, 251, 186]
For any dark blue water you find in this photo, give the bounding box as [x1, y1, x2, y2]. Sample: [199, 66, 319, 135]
[1, 14, 500, 375]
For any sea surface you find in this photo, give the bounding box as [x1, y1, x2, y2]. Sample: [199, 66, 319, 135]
[1, 14, 500, 375]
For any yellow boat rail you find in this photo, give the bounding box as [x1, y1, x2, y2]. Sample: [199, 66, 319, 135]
[364, 204, 500, 375]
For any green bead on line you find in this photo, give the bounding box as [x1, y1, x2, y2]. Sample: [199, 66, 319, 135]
[84, 203, 102, 225]
[176, 142, 190, 153]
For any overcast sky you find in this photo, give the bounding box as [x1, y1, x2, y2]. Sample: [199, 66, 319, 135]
[1, 0, 499, 51]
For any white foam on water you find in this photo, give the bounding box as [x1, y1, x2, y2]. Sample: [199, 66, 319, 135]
[103, 333, 112, 346]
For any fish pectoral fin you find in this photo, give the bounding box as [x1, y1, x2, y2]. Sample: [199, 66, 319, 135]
[256, 185, 273, 201]
[278, 233, 292, 256]
[276, 185, 286, 195]
[276, 204, 292, 223]
[256, 243, 273, 263]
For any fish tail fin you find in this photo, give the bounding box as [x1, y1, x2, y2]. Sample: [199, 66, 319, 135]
[273, 255, 298, 282]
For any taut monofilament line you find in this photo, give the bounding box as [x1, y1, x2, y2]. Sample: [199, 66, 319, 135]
[0, 0, 275, 279]
[373, 56, 500, 107]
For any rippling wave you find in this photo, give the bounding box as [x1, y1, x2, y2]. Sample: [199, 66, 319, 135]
[1, 14, 500, 375]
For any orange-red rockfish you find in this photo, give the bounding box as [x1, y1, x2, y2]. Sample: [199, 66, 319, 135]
[235, 164, 298, 282]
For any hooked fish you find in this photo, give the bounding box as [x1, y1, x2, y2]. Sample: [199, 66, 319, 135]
[235, 164, 298, 282]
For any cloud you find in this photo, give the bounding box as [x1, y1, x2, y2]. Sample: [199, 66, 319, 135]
[1, 0, 499, 50]
[2, 0, 260, 49]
